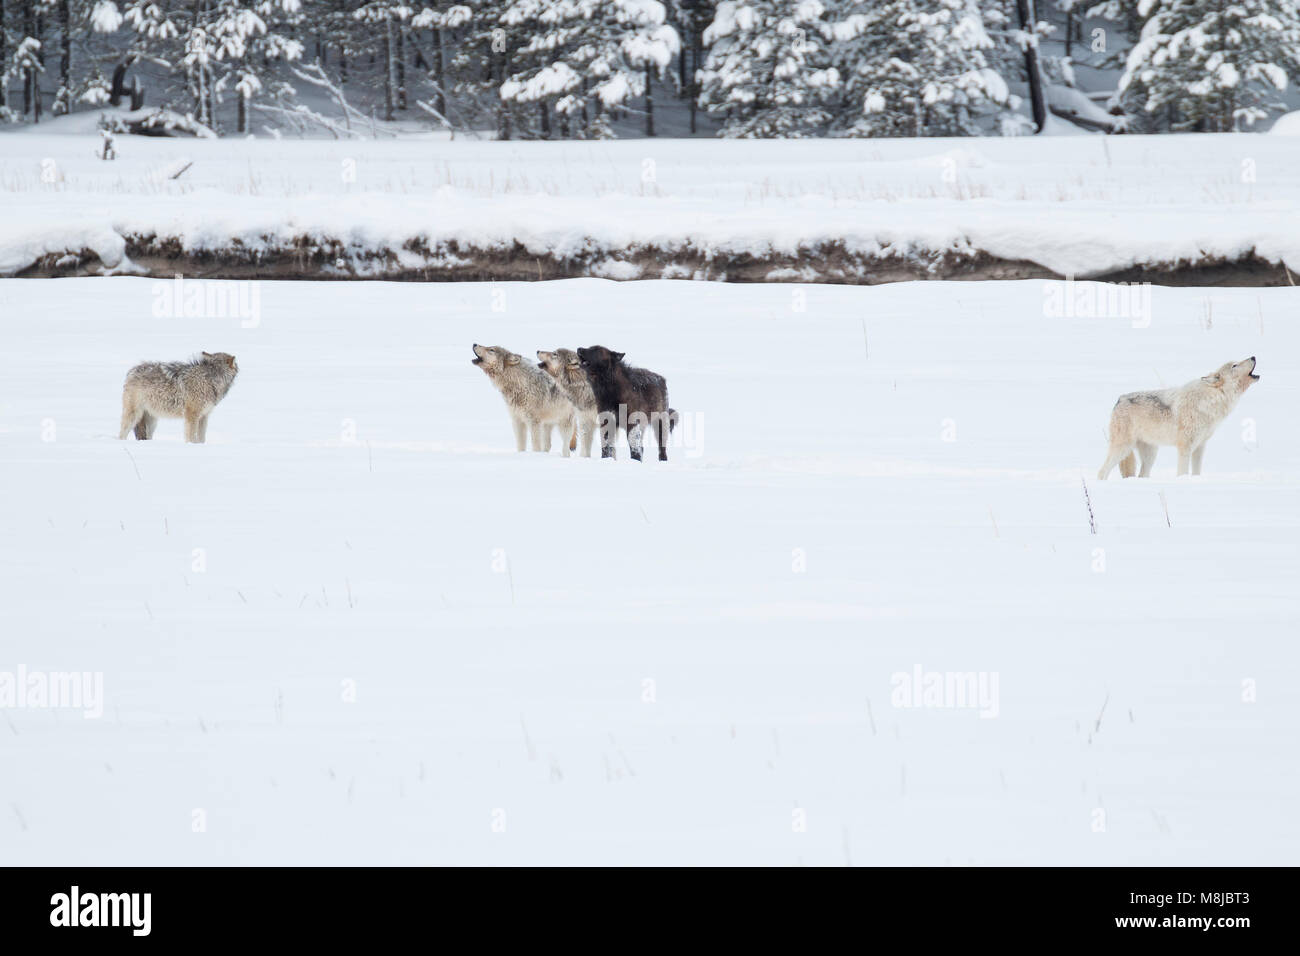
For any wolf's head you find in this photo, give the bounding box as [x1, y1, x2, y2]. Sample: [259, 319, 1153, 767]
[1202, 357, 1259, 395]
[472, 344, 520, 376]
[576, 346, 624, 378]
[537, 348, 585, 385]
[201, 352, 238, 376]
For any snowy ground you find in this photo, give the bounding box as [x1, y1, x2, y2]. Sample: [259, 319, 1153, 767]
[0, 276, 1296, 865]
[3, 128, 1299, 278]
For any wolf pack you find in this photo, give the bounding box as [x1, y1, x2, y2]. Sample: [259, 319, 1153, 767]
[472, 344, 678, 460]
[117, 346, 1260, 479]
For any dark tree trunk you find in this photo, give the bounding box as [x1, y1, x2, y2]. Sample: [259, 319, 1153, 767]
[645, 64, 654, 137]
[58, 0, 71, 112]
[432, 29, 444, 116]
[22, 0, 36, 119]
[539, 100, 549, 138]
[690, 27, 701, 135]
[0, 0, 7, 110]
[383, 18, 395, 120]
[1015, 0, 1047, 133]
[396, 22, 406, 110]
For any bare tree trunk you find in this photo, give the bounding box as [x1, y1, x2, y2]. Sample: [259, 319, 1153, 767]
[1015, 0, 1048, 133]
[22, 0, 37, 119]
[645, 64, 654, 137]
[433, 28, 445, 116]
[489, 43, 511, 140]
[383, 17, 396, 120]
[1, 1, 8, 111]
[690, 26, 701, 135]
[57, 0, 70, 113]
[396, 21, 406, 110]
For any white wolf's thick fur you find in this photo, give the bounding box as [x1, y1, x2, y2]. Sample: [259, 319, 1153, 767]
[1098, 357, 1259, 479]
[537, 348, 597, 458]
[119, 352, 239, 444]
[472, 344, 577, 454]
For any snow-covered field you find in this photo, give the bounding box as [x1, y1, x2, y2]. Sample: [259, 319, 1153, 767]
[3, 125, 1300, 278]
[1, 275, 1296, 865]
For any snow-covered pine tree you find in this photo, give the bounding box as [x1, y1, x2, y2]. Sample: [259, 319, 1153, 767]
[1120, 0, 1300, 130]
[12, 0, 48, 122]
[825, 0, 1009, 136]
[669, 0, 717, 132]
[496, 0, 679, 139]
[698, 0, 840, 137]
[216, 1, 305, 134]
[1086, 0, 1147, 48]
[352, 2, 414, 121]
[409, 3, 473, 123]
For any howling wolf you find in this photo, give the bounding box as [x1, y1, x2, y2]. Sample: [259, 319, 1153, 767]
[575, 345, 677, 461]
[472, 344, 577, 455]
[537, 348, 597, 458]
[1097, 357, 1259, 479]
[119, 352, 239, 444]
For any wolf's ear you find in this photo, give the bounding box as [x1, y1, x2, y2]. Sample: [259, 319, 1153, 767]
[201, 351, 212, 358]
[566, 357, 580, 367]
[613, 352, 625, 363]
[1202, 373, 1223, 387]
[506, 353, 521, 366]
[225, 354, 237, 367]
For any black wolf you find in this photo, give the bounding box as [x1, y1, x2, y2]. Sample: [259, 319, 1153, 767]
[576, 346, 678, 461]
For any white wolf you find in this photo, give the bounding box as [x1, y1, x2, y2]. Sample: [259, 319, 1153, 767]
[537, 348, 597, 458]
[1097, 357, 1259, 479]
[119, 352, 239, 444]
[471, 344, 577, 455]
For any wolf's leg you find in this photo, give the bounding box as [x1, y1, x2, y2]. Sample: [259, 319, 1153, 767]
[569, 422, 577, 454]
[1097, 444, 1131, 480]
[197, 414, 209, 444]
[627, 422, 645, 462]
[511, 417, 528, 452]
[1119, 452, 1137, 478]
[598, 411, 617, 459]
[529, 422, 545, 452]
[1176, 442, 1192, 476]
[120, 399, 143, 440]
[653, 414, 669, 462]
[1191, 444, 1206, 476]
[580, 417, 595, 458]
[1136, 441, 1157, 477]
[183, 409, 198, 444]
[559, 415, 573, 458]
[138, 412, 158, 440]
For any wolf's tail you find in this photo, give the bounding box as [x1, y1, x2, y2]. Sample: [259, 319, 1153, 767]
[668, 408, 679, 432]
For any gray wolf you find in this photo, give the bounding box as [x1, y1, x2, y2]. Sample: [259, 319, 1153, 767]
[1097, 357, 1259, 478]
[537, 348, 597, 458]
[472, 344, 576, 455]
[119, 352, 239, 443]
[575, 346, 677, 461]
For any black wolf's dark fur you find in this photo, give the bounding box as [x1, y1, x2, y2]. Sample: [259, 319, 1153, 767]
[576, 346, 676, 461]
